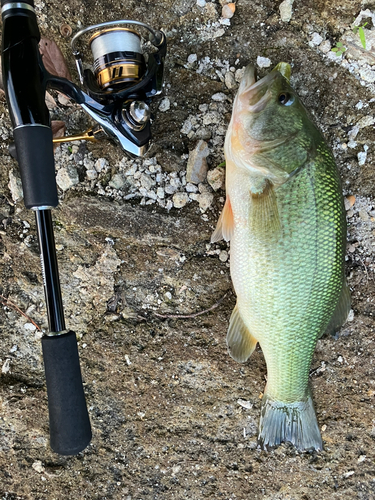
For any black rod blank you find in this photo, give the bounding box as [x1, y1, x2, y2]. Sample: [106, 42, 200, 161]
[34, 209, 66, 333]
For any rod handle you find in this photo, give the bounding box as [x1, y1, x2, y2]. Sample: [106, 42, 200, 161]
[42, 331, 92, 455]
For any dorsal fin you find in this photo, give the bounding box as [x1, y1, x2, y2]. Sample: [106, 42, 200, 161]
[211, 196, 234, 243]
[227, 304, 258, 363]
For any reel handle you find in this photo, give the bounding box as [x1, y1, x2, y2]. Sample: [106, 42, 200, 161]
[42, 331, 92, 455]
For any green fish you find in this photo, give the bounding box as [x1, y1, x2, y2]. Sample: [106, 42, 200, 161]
[212, 63, 350, 450]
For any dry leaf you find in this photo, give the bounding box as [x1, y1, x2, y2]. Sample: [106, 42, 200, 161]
[51, 120, 66, 139]
[51, 120, 66, 151]
[45, 91, 57, 110]
[57, 92, 73, 106]
[39, 37, 71, 80]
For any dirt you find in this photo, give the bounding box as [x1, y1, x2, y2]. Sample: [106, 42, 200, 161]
[1, 0, 375, 499]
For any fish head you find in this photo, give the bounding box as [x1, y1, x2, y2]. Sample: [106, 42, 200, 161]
[226, 63, 322, 186]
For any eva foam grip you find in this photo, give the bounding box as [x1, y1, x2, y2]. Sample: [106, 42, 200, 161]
[42, 331, 92, 455]
[13, 125, 58, 209]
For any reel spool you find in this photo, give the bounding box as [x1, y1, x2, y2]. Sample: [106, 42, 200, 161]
[89, 28, 146, 90]
[71, 20, 165, 97]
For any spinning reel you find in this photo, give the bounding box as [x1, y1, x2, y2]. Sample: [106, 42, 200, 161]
[1, 0, 166, 456]
[56, 20, 166, 156]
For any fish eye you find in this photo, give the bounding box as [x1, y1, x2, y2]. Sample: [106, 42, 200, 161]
[278, 92, 294, 106]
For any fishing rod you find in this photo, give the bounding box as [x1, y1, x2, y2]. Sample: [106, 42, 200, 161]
[1, 0, 166, 455]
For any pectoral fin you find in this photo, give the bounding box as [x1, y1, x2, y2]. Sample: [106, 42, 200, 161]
[227, 304, 257, 363]
[321, 280, 351, 337]
[211, 196, 234, 243]
[249, 180, 281, 240]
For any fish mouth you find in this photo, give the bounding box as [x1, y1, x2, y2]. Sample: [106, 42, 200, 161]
[238, 62, 291, 113]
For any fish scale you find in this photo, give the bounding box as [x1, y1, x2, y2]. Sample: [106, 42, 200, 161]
[213, 63, 350, 450]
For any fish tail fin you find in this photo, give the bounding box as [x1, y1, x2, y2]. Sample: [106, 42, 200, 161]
[258, 387, 322, 451]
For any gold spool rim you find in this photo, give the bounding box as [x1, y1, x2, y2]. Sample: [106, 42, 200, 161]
[96, 62, 144, 89]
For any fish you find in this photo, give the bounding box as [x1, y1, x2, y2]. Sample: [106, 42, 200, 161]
[212, 62, 350, 451]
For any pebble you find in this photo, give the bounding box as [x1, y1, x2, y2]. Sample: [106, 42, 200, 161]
[318, 40, 331, 53]
[24, 322, 37, 332]
[56, 166, 79, 191]
[2, 358, 10, 374]
[257, 56, 271, 68]
[86, 169, 98, 180]
[221, 3, 235, 19]
[357, 145, 368, 166]
[159, 97, 171, 112]
[140, 173, 155, 190]
[219, 250, 229, 262]
[348, 125, 359, 140]
[109, 173, 126, 189]
[186, 182, 199, 193]
[8, 170, 23, 202]
[173, 192, 189, 208]
[186, 140, 210, 184]
[347, 309, 354, 322]
[196, 0, 206, 7]
[203, 111, 221, 126]
[343, 471, 355, 479]
[181, 119, 193, 135]
[196, 127, 212, 140]
[359, 67, 375, 83]
[198, 192, 214, 211]
[224, 71, 236, 89]
[235, 67, 245, 83]
[309, 32, 323, 47]
[279, 0, 294, 22]
[187, 53, 197, 64]
[165, 184, 177, 195]
[95, 158, 108, 172]
[32, 461, 45, 474]
[157, 187, 165, 199]
[357, 116, 375, 129]
[207, 167, 225, 191]
[359, 209, 369, 221]
[212, 92, 227, 102]
[83, 158, 95, 170]
[125, 164, 137, 176]
[237, 399, 252, 409]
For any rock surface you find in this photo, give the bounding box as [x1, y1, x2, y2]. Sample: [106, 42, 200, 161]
[1, 0, 375, 499]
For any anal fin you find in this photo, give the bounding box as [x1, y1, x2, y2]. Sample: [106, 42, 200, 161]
[227, 304, 257, 363]
[322, 279, 351, 337]
[211, 196, 234, 243]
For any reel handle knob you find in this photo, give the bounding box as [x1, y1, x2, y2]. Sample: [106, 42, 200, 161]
[122, 100, 151, 131]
